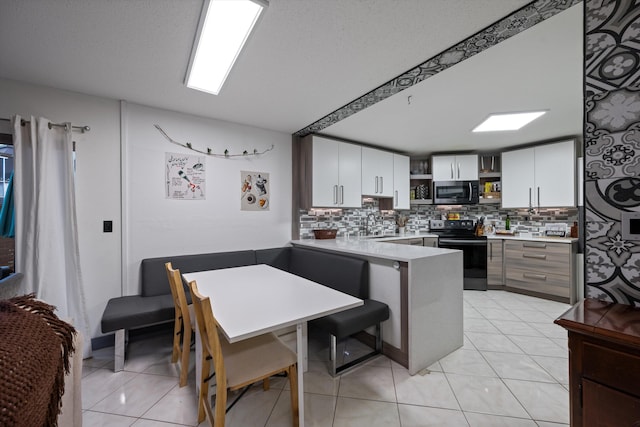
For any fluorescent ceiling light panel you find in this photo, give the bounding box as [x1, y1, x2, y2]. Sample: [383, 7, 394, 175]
[186, 0, 266, 95]
[472, 111, 547, 132]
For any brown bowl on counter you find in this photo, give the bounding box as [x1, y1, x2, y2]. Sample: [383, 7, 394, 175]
[313, 229, 337, 239]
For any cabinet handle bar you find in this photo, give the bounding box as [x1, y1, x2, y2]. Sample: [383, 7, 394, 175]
[523, 253, 547, 260]
[523, 242, 547, 249]
[523, 272, 547, 280]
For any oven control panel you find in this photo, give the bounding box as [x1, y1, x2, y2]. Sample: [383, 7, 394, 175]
[429, 219, 475, 231]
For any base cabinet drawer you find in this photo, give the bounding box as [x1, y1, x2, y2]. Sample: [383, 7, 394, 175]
[504, 241, 571, 275]
[423, 237, 438, 247]
[504, 239, 575, 302]
[487, 240, 503, 287]
[505, 267, 570, 298]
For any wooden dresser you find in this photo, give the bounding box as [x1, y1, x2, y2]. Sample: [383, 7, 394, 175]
[555, 298, 640, 426]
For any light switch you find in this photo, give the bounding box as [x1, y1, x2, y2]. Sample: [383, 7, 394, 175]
[622, 212, 640, 241]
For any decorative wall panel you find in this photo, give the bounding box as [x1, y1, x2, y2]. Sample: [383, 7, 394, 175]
[295, 0, 581, 137]
[585, 0, 640, 305]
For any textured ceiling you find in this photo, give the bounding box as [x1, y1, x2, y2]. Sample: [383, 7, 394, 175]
[0, 0, 581, 154]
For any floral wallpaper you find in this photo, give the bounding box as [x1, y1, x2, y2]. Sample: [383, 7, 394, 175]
[584, 0, 640, 305]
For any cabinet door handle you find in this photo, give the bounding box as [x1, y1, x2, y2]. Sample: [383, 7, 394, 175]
[394, 190, 398, 207]
[523, 253, 547, 260]
[380, 177, 383, 193]
[529, 187, 532, 210]
[523, 272, 547, 281]
[333, 185, 338, 204]
[451, 162, 454, 179]
[537, 186, 541, 209]
[340, 185, 344, 204]
[489, 242, 493, 260]
[523, 242, 546, 249]
[457, 163, 460, 179]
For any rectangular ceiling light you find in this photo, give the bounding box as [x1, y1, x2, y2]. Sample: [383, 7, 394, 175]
[472, 111, 547, 132]
[186, 0, 267, 95]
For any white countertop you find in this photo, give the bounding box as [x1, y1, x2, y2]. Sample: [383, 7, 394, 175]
[290, 237, 457, 262]
[487, 234, 578, 243]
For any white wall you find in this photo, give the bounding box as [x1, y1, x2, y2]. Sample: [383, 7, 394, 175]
[0, 78, 121, 341]
[0, 78, 293, 341]
[123, 103, 292, 295]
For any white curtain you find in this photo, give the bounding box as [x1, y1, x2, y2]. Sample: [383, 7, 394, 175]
[13, 115, 91, 358]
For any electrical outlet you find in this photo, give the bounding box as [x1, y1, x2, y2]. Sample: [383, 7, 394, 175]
[103, 220, 113, 233]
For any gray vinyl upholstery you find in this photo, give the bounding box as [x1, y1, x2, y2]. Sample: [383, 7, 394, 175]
[101, 294, 174, 332]
[311, 299, 389, 339]
[101, 250, 256, 333]
[254, 247, 292, 272]
[140, 250, 257, 297]
[288, 247, 368, 299]
[101, 246, 389, 376]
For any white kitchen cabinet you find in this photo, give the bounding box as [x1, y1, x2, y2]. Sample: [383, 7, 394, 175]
[501, 140, 575, 209]
[432, 154, 478, 181]
[534, 141, 576, 207]
[393, 154, 410, 209]
[362, 147, 393, 197]
[301, 135, 362, 208]
[502, 147, 536, 208]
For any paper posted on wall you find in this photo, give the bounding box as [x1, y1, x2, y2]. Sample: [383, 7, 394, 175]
[166, 152, 206, 200]
[241, 171, 269, 211]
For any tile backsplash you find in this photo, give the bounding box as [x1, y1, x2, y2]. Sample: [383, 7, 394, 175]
[299, 200, 578, 239]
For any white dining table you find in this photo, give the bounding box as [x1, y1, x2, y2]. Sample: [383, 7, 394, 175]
[182, 264, 363, 427]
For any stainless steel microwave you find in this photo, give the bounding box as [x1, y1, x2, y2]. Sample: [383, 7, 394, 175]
[433, 180, 479, 205]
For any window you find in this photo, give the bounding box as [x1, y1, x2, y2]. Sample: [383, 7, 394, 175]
[0, 140, 14, 273]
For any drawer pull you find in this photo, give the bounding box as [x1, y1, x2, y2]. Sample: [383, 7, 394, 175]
[523, 242, 547, 249]
[523, 272, 547, 281]
[523, 253, 547, 260]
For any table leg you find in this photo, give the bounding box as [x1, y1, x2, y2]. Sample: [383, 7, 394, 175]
[296, 322, 305, 427]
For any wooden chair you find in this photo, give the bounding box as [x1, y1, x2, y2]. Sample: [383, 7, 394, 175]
[165, 262, 195, 387]
[188, 280, 299, 427]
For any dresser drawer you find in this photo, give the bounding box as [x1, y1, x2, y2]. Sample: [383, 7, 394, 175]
[583, 341, 640, 398]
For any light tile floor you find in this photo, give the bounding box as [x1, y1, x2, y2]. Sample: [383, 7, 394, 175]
[82, 290, 572, 426]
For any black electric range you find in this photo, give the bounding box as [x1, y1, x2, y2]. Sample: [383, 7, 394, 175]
[429, 220, 487, 291]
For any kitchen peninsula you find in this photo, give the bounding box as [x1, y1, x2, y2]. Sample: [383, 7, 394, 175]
[290, 237, 463, 375]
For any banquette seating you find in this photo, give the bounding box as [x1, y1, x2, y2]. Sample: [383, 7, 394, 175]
[101, 246, 389, 375]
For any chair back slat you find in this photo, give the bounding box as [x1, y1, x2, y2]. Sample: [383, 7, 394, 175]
[165, 262, 191, 331]
[188, 280, 227, 389]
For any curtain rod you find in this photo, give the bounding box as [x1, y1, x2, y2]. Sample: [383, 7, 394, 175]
[0, 117, 90, 133]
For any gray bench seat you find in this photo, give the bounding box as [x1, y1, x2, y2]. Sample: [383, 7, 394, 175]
[101, 246, 388, 375]
[101, 294, 175, 333]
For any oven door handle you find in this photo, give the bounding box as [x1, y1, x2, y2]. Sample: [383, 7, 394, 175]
[439, 239, 487, 246]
